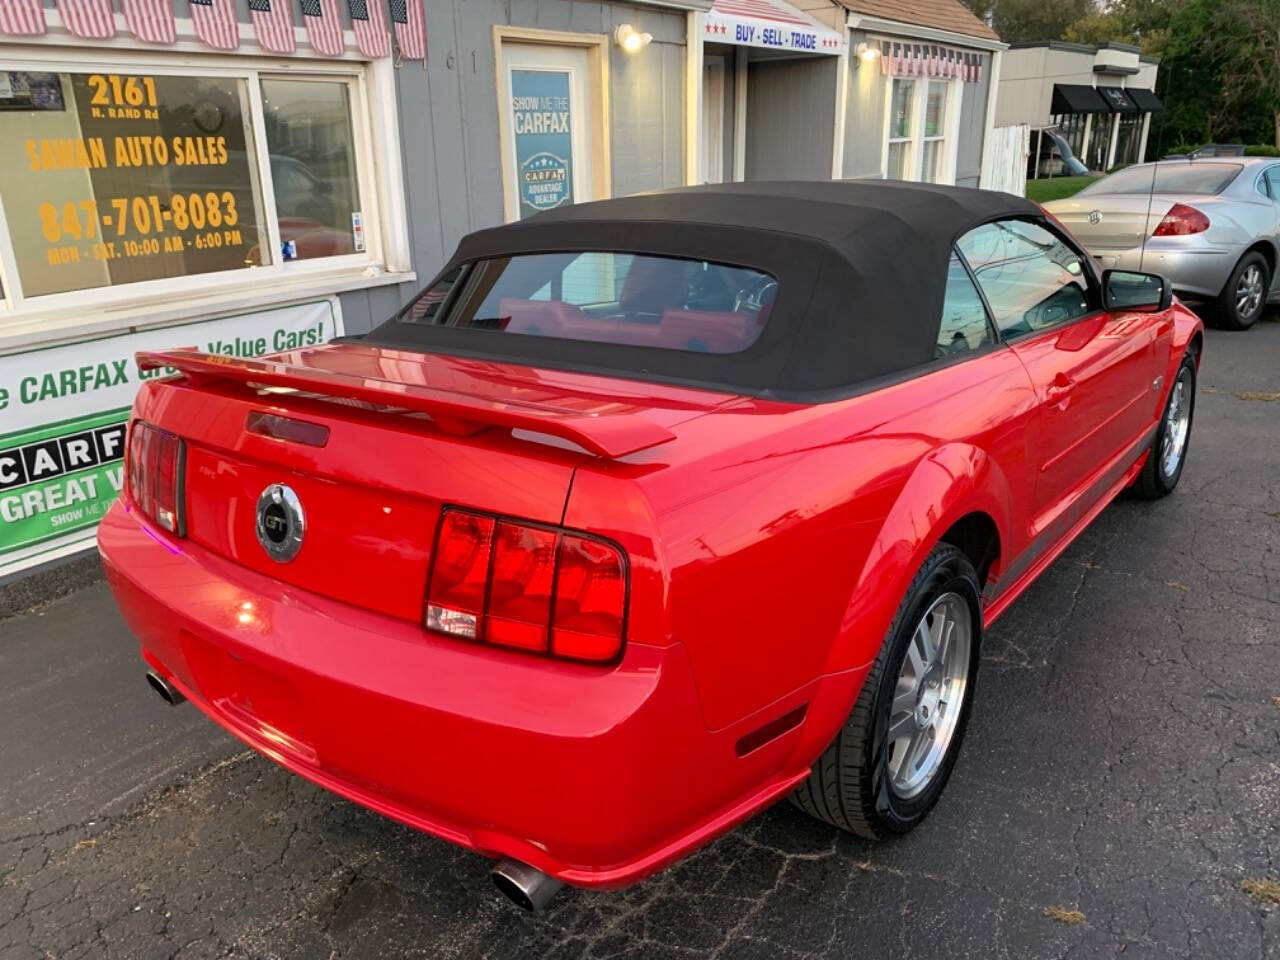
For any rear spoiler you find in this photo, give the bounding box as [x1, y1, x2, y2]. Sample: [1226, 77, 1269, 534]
[135, 349, 676, 459]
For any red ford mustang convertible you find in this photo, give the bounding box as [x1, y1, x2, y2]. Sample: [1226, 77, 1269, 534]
[99, 181, 1202, 910]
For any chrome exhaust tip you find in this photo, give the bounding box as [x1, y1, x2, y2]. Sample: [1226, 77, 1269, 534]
[145, 670, 186, 706]
[491, 859, 563, 912]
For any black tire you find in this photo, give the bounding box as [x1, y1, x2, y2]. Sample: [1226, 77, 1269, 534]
[789, 544, 982, 840]
[1214, 251, 1269, 331]
[1136, 350, 1197, 499]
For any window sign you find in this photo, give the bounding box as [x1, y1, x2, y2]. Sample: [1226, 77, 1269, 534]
[510, 69, 574, 219]
[0, 70, 271, 299]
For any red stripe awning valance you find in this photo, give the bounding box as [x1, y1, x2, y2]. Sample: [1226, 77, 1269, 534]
[879, 40, 985, 84]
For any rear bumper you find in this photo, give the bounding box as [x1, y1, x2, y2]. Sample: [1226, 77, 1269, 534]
[1092, 243, 1237, 300]
[98, 500, 858, 888]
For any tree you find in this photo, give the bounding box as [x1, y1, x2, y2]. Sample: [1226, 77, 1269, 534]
[1062, 9, 1169, 56]
[1209, 0, 1280, 146]
[958, 0, 1095, 44]
[1151, 0, 1280, 150]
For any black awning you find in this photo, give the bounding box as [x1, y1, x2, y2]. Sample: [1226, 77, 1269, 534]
[1097, 86, 1139, 113]
[1127, 87, 1164, 112]
[1051, 83, 1110, 114]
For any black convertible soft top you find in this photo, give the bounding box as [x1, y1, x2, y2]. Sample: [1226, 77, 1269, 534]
[366, 180, 1043, 399]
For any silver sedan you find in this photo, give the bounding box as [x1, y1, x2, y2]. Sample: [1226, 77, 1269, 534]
[1046, 157, 1280, 329]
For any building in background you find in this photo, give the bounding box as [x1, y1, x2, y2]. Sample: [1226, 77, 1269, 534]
[834, 0, 1005, 188]
[995, 41, 1162, 175]
[0, 0, 1006, 580]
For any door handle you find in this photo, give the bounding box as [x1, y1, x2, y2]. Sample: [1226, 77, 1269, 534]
[1045, 372, 1075, 405]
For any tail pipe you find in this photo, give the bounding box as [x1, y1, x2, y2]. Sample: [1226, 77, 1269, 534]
[491, 859, 563, 912]
[145, 670, 186, 706]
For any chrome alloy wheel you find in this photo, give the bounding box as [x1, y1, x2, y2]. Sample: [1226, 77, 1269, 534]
[1160, 367, 1193, 478]
[1236, 263, 1264, 320]
[886, 592, 972, 799]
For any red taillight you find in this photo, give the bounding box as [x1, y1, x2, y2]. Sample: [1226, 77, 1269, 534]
[486, 521, 556, 652]
[552, 535, 626, 662]
[425, 508, 628, 663]
[1153, 203, 1210, 236]
[127, 421, 185, 534]
[425, 511, 494, 639]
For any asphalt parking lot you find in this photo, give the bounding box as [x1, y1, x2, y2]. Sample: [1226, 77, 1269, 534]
[2, 318, 1278, 960]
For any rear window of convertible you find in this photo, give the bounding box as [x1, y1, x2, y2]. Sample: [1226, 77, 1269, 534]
[395, 252, 777, 355]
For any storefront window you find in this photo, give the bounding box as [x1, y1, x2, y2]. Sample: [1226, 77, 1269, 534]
[0, 69, 270, 299]
[1113, 113, 1144, 167]
[1086, 117, 1114, 173]
[920, 81, 947, 183]
[1051, 113, 1089, 159]
[886, 76, 954, 183]
[886, 78, 915, 180]
[260, 79, 363, 262]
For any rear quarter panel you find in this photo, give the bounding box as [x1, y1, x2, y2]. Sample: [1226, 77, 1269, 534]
[569, 348, 1039, 732]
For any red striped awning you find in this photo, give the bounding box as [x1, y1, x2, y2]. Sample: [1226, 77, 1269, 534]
[879, 40, 985, 84]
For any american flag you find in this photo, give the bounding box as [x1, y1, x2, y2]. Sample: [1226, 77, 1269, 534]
[347, 0, 388, 57]
[248, 0, 294, 52]
[300, 0, 343, 55]
[188, 0, 239, 48]
[388, 0, 425, 60]
[57, 0, 114, 37]
[0, 0, 46, 35]
[121, 0, 175, 42]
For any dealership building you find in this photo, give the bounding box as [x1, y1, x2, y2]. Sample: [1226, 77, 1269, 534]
[0, 0, 1004, 579]
[995, 40, 1163, 173]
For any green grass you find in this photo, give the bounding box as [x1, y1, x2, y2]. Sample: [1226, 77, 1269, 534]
[1025, 175, 1100, 204]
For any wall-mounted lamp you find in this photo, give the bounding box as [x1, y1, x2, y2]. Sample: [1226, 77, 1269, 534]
[855, 42, 881, 64]
[615, 23, 652, 53]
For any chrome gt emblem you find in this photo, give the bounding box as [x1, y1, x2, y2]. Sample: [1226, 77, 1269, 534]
[1088, 210, 1103, 225]
[255, 484, 304, 563]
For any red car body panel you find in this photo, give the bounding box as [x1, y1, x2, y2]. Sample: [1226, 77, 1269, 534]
[99, 282, 1202, 887]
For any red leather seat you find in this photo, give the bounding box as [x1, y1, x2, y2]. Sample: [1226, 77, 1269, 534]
[659, 310, 758, 353]
[498, 299, 583, 337]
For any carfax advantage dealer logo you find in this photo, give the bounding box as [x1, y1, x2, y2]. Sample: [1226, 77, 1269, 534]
[0, 413, 128, 552]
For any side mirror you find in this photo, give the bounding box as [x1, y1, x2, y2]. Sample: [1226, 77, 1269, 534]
[1103, 269, 1172, 312]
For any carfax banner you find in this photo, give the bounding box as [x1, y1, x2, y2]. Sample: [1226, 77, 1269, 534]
[0, 298, 341, 577]
[510, 69, 575, 219]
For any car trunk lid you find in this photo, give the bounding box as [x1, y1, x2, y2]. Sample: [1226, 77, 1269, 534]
[1050, 194, 1181, 251]
[135, 343, 732, 623]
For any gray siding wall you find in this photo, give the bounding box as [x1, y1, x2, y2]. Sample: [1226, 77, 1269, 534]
[743, 55, 836, 181]
[955, 60, 990, 188]
[842, 30, 887, 178]
[842, 30, 990, 186]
